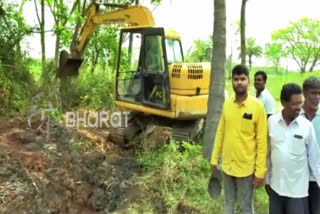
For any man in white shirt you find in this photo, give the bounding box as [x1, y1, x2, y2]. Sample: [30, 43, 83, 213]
[254, 71, 275, 118]
[266, 83, 320, 214]
[300, 77, 320, 214]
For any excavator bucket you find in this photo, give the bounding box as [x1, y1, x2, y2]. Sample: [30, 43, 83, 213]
[57, 50, 83, 77]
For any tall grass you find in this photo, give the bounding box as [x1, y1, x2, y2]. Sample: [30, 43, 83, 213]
[136, 141, 223, 213]
[75, 64, 116, 110]
[136, 141, 269, 214]
[0, 58, 36, 115]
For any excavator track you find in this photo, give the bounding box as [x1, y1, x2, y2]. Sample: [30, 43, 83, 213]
[108, 112, 143, 148]
[171, 118, 204, 142]
[108, 112, 205, 147]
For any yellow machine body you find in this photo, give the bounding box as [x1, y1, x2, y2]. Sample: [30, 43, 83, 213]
[115, 62, 211, 120]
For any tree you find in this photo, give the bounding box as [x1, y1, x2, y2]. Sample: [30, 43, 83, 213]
[84, 27, 118, 73]
[246, 37, 262, 69]
[47, 0, 73, 64]
[240, 0, 247, 65]
[264, 43, 285, 73]
[272, 17, 320, 73]
[203, 0, 226, 160]
[185, 38, 212, 62]
[0, 1, 31, 66]
[33, 0, 46, 74]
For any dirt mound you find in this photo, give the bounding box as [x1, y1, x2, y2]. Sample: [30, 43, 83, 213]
[0, 118, 141, 213]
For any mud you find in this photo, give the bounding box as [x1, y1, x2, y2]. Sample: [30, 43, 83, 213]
[0, 118, 141, 214]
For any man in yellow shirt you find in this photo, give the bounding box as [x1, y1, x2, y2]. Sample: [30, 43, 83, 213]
[211, 64, 268, 214]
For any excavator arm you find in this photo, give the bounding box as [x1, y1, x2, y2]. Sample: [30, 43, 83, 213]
[58, 2, 155, 77]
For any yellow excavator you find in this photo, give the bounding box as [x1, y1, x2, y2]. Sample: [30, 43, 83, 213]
[58, 2, 211, 145]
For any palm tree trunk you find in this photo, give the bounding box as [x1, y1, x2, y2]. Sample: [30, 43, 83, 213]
[203, 0, 226, 160]
[240, 0, 247, 65]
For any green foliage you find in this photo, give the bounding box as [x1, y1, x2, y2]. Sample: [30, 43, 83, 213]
[0, 60, 36, 115]
[0, 67, 11, 114]
[47, 0, 68, 23]
[38, 60, 62, 109]
[264, 43, 285, 73]
[185, 38, 212, 62]
[84, 27, 119, 72]
[0, 2, 37, 115]
[151, 0, 163, 5]
[53, 1, 84, 50]
[47, 0, 69, 35]
[246, 37, 263, 69]
[75, 66, 116, 110]
[29, 59, 42, 83]
[271, 17, 320, 73]
[0, 1, 31, 65]
[137, 141, 223, 213]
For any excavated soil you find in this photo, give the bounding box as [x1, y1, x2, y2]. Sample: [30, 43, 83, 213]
[0, 117, 146, 214]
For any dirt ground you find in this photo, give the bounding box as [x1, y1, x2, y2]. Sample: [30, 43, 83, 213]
[0, 116, 149, 214]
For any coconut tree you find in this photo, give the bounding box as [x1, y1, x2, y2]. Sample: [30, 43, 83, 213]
[240, 0, 248, 65]
[203, 0, 226, 160]
[246, 37, 263, 69]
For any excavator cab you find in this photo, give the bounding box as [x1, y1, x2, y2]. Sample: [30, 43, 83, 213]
[116, 27, 171, 110]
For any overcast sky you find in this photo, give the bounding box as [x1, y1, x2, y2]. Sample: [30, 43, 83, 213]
[22, 0, 320, 68]
[144, 0, 320, 68]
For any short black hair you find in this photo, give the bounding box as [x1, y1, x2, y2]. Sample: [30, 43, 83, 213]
[232, 64, 249, 77]
[280, 83, 302, 102]
[254, 71, 267, 82]
[303, 76, 320, 92]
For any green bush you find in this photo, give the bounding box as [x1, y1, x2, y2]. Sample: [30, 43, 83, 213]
[75, 65, 116, 110]
[0, 59, 36, 116]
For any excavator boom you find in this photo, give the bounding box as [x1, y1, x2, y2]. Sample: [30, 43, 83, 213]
[58, 3, 155, 77]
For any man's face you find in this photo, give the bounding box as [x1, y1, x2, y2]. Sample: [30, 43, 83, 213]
[254, 74, 265, 91]
[304, 88, 320, 110]
[282, 94, 302, 119]
[232, 74, 249, 95]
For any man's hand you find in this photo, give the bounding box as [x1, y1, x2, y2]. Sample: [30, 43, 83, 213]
[211, 164, 218, 173]
[253, 176, 264, 188]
